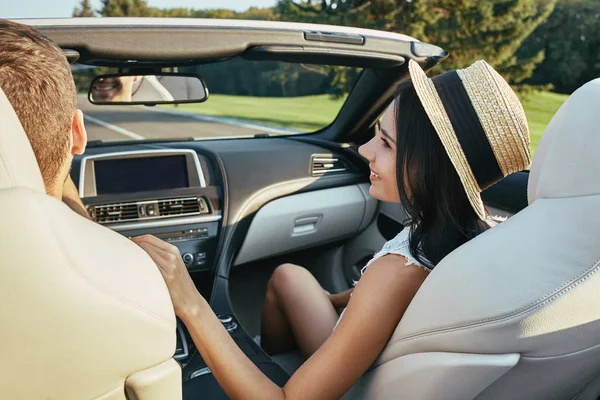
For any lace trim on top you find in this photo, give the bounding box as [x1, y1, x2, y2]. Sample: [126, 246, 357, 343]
[354, 215, 502, 283]
[353, 228, 431, 287]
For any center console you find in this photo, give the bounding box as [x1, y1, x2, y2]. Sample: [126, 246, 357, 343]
[79, 149, 221, 275]
[180, 314, 290, 399]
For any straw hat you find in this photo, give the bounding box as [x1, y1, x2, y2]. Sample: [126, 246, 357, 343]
[408, 59, 531, 220]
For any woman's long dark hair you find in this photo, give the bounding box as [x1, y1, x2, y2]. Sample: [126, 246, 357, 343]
[393, 81, 490, 269]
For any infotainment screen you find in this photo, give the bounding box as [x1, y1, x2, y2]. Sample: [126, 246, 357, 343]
[94, 155, 189, 195]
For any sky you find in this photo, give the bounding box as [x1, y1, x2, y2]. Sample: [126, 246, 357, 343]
[1, 0, 278, 19]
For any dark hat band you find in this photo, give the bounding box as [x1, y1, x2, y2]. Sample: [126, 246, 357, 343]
[432, 71, 504, 190]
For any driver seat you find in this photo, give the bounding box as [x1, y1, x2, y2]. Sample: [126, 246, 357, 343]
[0, 88, 182, 399]
[343, 79, 600, 399]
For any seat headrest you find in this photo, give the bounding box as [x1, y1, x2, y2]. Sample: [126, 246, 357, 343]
[528, 79, 600, 203]
[0, 88, 45, 193]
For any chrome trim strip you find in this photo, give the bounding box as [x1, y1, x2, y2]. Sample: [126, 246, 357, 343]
[92, 197, 201, 209]
[78, 149, 206, 198]
[107, 214, 221, 232]
[173, 320, 189, 361]
[312, 168, 348, 174]
[97, 211, 202, 225]
[189, 367, 211, 380]
[313, 157, 339, 162]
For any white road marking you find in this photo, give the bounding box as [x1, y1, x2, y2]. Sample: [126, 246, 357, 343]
[83, 114, 146, 140]
[145, 107, 301, 135]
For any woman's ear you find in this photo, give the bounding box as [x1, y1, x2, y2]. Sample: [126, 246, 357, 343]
[71, 109, 88, 156]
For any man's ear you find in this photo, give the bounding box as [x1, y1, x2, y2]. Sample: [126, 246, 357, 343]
[71, 109, 88, 156]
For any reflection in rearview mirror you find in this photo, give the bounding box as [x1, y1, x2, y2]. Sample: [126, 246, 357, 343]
[88, 73, 208, 105]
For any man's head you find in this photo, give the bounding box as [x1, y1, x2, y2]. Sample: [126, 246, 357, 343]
[0, 19, 87, 198]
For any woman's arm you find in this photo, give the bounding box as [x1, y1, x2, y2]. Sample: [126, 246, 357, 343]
[283, 256, 427, 399]
[133, 235, 428, 400]
[182, 300, 287, 399]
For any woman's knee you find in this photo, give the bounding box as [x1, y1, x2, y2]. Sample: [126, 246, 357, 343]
[268, 263, 309, 298]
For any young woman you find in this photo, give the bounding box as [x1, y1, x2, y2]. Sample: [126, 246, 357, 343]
[133, 59, 531, 399]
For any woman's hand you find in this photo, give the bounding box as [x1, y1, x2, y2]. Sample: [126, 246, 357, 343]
[131, 234, 205, 318]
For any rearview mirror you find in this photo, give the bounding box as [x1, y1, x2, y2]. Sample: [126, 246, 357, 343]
[88, 73, 209, 105]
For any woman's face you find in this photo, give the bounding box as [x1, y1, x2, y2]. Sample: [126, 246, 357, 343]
[358, 103, 401, 203]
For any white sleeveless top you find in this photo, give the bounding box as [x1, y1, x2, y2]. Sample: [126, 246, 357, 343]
[334, 228, 430, 330]
[333, 217, 501, 330]
[358, 228, 431, 275]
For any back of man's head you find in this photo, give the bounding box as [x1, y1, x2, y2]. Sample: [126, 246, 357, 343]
[0, 19, 77, 192]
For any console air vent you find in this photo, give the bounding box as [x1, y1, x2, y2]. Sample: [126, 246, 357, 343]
[158, 197, 205, 217]
[311, 155, 348, 176]
[91, 202, 139, 224]
[89, 197, 209, 224]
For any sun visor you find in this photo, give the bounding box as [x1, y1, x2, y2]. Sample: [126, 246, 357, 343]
[242, 45, 405, 68]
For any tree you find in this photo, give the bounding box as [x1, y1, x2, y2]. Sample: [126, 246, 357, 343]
[277, 0, 557, 90]
[149, 6, 280, 20]
[520, 0, 600, 94]
[413, 0, 557, 87]
[100, 0, 152, 17]
[73, 0, 96, 17]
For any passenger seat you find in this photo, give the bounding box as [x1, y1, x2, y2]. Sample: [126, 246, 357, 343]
[342, 78, 600, 399]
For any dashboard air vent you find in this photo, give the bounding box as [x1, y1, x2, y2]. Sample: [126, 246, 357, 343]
[91, 202, 139, 224]
[311, 155, 348, 176]
[89, 197, 209, 224]
[158, 197, 204, 217]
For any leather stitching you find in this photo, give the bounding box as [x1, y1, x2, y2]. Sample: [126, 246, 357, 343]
[521, 341, 600, 360]
[389, 256, 600, 344]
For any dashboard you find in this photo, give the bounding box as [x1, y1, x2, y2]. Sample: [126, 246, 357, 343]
[71, 137, 369, 374]
[73, 138, 368, 281]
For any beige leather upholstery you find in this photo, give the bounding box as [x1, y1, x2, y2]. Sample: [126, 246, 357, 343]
[344, 79, 600, 399]
[0, 90, 45, 193]
[0, 88, 181, 399]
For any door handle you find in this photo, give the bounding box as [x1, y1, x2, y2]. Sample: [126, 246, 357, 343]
[293, 215, 321, 235]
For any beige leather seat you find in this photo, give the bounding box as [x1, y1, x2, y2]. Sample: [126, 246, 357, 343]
[344, 79, 600, 399]
[0, 88, 181, 399]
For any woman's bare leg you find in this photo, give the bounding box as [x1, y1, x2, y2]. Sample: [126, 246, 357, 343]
[260, 263, 339, 358]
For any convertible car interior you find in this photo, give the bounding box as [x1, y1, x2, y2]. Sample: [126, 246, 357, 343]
[2, 18, 599, 400]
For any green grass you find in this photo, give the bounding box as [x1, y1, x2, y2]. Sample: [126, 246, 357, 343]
[521, 91, 569, 157]
[164, 91, 568, 156]
[163, 94, 346, 132]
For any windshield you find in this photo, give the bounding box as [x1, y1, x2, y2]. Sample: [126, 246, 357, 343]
[72, 58, 362, 143]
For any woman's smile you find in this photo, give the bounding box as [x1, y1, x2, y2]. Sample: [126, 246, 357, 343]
[369, 170, 382, 181]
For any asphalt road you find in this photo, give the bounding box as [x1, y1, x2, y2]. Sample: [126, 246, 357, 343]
[78, 95, 266, 143]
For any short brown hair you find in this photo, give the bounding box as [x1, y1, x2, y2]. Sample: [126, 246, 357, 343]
[0, 19, 76, 189]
